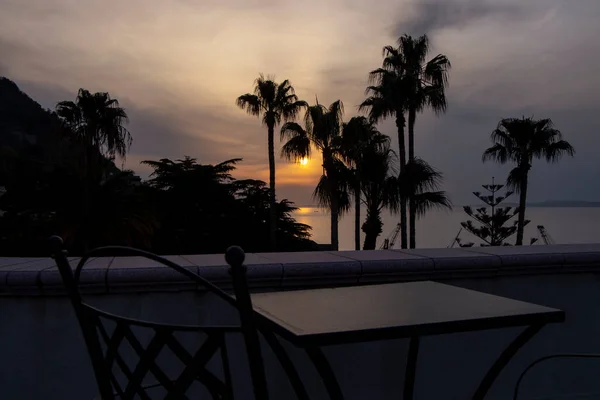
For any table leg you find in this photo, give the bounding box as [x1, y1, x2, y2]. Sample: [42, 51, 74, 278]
[403, 336, 420, 400]
[306, 347, 344, 400]
[262, 331, 310, 400]
[472, 324, 545, 400]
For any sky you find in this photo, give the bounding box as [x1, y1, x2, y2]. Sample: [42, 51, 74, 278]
[1, 0, 599, 205]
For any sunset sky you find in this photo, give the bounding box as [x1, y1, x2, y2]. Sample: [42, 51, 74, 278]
[2, 0, 599, 205]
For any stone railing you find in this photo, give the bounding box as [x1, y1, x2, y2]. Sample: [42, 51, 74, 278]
[3, 244, 600, 399]
[2, 244, 600, 295]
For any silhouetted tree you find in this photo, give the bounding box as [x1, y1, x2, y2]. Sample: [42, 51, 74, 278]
[236, 75, 307, 251]
[142, 157, 241, 253]
[281, 100, 349, 251]
[483, 117, 575, 245]
[232, 179, 313, 251]
[360, 54, 409, 249]
[142, 157, 314, 254]
[0, 79, 315, 256]
[56, 170, 158, 251]
[56, 89, 132, 250]
[361, 35, 451, 249]
[340, 116, 390, 250]
[397, 34, 451, 248]
[360, 141, 400, 250]
[461, 178, 523, 246]
[399, 158, 451, 248]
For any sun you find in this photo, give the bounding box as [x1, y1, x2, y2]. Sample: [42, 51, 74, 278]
[299, 157, 308, 166]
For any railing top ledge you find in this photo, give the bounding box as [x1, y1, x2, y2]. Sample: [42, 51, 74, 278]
[1, 244, 600, 296]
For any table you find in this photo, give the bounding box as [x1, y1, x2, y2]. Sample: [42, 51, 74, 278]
[250, 281, 564, 400]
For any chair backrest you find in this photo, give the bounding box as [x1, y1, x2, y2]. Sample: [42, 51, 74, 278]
[49, 236, 269, 400]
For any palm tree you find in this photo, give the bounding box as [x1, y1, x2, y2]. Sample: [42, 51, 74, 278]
[280, 100, 349, 250]
[398, 34, 451, 248]
[400, 158, 452, 247]
[360, 46, 409, 248]
[360, 142, 400, 250]
[236, 75, 307, 251]
[483, 117, 575, 245]
[340, 117, 390, 250]
[56, 89, 131, 164]
[56, 89, 132, 250]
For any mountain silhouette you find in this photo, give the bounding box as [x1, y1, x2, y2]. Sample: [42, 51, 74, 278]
[0, 77, 62, 150]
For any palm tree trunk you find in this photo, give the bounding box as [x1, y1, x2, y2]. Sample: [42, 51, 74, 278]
[396, 112, 408, 249]
[331, 193, 339, 251]
[516, 169, 529, 246]
[354, 180, 360, 251]
[408, 108, 416, 162]
[409, 198, 416, 249]
[363, 230, 377, 250]
[362, 211, 382, 250]
[267, 124, 277, 251]
[408, 108, 417, 249]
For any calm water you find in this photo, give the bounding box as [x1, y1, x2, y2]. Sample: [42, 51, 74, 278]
[293, 207, 600, 250]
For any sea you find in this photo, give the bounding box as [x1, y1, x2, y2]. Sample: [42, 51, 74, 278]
[292, 207, 600, 250]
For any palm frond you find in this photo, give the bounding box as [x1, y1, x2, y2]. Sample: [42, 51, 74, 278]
[280, 133, 311, 162]
[506, 166, 528, 192]
[282, 100, 307, 121]
[313, 174, 331, 209]
[359, 93, 395, 124]
[411, 191, 452, 217]
[235, 94, 261, 116]
[544, 140, 575, 162]
[400, 158, 444, 195]
[482, 143, 510, 164]
[57, 89, 132, 159]
[484, 116, 575, 169]
[424, 54, 451, 88]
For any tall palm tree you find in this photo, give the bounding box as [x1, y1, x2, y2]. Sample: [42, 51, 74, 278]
[400, 158, 452, 248]
[340, 116, 390, 250]
[398, 34, 451, 248]
[360, 53, 409, 248]
[360, 142, 400, 250]
[56, 89, 132, 250]
[236, 75, 307, 251]
[56, 89, 132, 164]
[483, 117, 575, 245]
[280, 100, 349, 250]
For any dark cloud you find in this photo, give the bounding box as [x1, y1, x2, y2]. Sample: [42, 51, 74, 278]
[394, 0, 532, 36]
[3, 0, 600, 207]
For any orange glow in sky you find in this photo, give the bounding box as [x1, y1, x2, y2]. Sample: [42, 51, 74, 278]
[299, 157, 309, 166]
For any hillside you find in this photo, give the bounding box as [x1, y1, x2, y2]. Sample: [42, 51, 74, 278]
[0, 77, 61, 150]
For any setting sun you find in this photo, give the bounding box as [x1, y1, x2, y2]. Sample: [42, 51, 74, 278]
[299, 157, 308, 166]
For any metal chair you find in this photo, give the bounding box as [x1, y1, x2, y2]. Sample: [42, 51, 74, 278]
[512, 353, 600, 399]
[49, 236, 269, 400]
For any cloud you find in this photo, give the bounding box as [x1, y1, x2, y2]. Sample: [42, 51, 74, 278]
[394, 0, 534, 36]
[2, 0, 600, 207]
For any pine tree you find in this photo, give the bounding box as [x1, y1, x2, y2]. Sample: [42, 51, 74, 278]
[460, 178, 529, 247]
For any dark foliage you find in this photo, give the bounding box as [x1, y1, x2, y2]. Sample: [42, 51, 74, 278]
[460, 179, 524, 246]
[0, 78, 315, 255]
[143, 157, 314, 254]
[482, 117, 574, 245]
